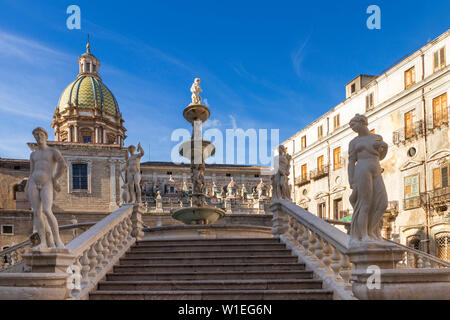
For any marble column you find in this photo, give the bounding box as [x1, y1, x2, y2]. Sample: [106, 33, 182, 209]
[103, 127, 107, 144]
[74, 125, 78, 143]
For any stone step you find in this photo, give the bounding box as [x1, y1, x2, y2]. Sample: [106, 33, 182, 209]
[130, 243, 287, 252]
[118, 255, 298, 265]
[106, 270, 314, 281]
[114, 262, 305, 273]
[135, 238, 279, 246]
[126, 248, 293, 258]
[90, 289, 333, 300]
[97, 279, 323, 291]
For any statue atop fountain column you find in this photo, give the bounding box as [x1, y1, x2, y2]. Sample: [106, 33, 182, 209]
[122, 143, 144, 203]
[26, 127, 67, 250]
[271, 145, 292, 201]
[190, 78, 202, 105]
[348, 114, 388, 247]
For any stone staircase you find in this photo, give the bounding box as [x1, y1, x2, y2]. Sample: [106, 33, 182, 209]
[90, 237, 333, 300]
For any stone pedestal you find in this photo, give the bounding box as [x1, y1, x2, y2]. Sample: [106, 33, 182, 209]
[347, 242, 405, 271]
[23, 248, 75, 273]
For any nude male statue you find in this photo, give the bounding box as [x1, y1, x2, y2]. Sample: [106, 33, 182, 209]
[122, 143, 144, 203]
[190, 78, 202, 105]
[25, 127, 67, 250]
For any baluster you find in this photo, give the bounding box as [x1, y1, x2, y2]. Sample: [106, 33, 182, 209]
[424, 259, 431, 268]
[114, 225, 123, 251]
[416, 255, 424, 268]
[95, 239, 105, 272]
[11, 250, 19, 265]
[296, 224, 306, 253]
[302, 230, 311, 256]
[407, 252, 414, 267]
[339, 254, 352, 288]
[101, 235, 110, 264]
[80, 250, 91, 289]
[321, 242, 333, 274]
[125, 217, 133, 242]
[118, 222, 127, 247]
[71, 257, 83, 297]
[108, 230, 118, 256]
[308, 232, 318, 260]
[88, 246, 98, 280]
[314, 237, 325, 268]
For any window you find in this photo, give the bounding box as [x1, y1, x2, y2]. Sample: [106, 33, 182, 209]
[85, 63, 91, 72]
[72, 164, 88, 190]
[317, 202, 326, 219]
[366, 93, 374, 111]
[351, 83, 356, 93]
[92, 64, 96, 72]
[301, 164, 308, 180]
[333, 115, 340, 130]
[1, 225, 13, 235]
[333, 147, 341, 170]
[404, 174, 420, 209]
[404, 66, 415, 89]
[318, 125, 323, 140]
[436, 233, 450, 262]
[432, 93, 448, 128]
[433, 47, 446, 72]
[301, 136, 306, 150]
[317, 155, 324, 173]
[433, 165, 449, 189]
[404, 110, 415, 139]
[83, 136, 91, 143]
[333, 198, 343, 220]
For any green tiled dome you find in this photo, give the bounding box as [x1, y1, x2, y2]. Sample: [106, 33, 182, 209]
[57, 75, 120, 116]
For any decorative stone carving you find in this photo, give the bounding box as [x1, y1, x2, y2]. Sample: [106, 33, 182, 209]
[122, 143, 144, 203]
[190, 78, 202, 105]
[26, 127, 67, 250]
[271, 145, 292, 201]
[347, 114, 388, 247]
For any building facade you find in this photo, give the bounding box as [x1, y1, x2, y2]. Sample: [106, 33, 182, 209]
[281, 30, 450, 260]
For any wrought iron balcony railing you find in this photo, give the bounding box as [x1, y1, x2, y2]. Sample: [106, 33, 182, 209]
[310, 164, 330, 180]
[295, 175, 310, 186]
[393, 120, 424, 145]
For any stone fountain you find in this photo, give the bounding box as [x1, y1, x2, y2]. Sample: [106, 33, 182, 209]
[171, 78, 226, 225]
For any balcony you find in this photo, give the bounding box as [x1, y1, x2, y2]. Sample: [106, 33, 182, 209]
[295, 175, 310, 187]
[392, 120, 424, 145]
[310, 165, 330, 180]
[403, 196, 421, 210]
[421, 186, 450, 210]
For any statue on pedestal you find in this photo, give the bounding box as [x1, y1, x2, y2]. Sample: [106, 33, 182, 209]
[26, 127, 67, 250]
[122, 143, 144, 203]
[271, 145, 292, 201]
[348, 114, 388, 247]
[190, 78, 202, 105]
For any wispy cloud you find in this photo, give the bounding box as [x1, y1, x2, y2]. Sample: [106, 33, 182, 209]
[292, 33, 312, 79]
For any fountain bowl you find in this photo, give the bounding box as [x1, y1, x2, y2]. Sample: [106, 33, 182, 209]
[172, 206, 226, 225]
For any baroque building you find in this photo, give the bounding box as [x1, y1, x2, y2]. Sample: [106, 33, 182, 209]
[281, 30, 450, 261]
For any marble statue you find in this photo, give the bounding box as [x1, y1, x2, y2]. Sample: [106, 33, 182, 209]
[271, 145, 292, 201]
[25, 127, 67, 250]
[190, 78, 202, 105]
[122, 143, 144, 203]
[348, 114, 388, 246]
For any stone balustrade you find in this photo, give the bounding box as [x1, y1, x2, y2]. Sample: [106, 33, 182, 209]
[271, 200, 450, 300]
[65, 204, 144, 299]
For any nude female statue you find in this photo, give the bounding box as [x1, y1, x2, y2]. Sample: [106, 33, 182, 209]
[190, 78, 202, 105]
[348, 114, 388, 246]
[122, 143, 144, 203]
[25, 127, 67, 250]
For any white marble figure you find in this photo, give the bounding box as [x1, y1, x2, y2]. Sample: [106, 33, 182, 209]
[122, 143, 144, 203]
[25, 127, 67, 250]
[190, 78, 202, 105]
[271, 145, 292, 201]
[348, 114, 388, 246]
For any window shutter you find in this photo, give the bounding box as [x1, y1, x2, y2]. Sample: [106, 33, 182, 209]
[440, 47, 446, 68]
[412, 67, 415, 84]
[434, 51, 439, 72]
[442, 166, 449, 188]
[433, 168, 441, 189]
[442, 93, 448, 122]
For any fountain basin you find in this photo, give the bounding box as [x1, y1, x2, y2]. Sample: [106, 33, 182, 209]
[172, 206, 226, 225]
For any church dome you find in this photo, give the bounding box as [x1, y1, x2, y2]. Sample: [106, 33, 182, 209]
[57, 76, 120, 116]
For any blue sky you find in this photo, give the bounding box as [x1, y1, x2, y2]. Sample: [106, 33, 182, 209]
[0, 0, 448, 163]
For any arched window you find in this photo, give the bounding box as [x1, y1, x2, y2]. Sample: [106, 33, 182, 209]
[435, 232, 450, 262]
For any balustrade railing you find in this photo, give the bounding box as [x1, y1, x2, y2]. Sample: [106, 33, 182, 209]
[270, 200, 449, 298]
[0, 222, 95, 273]
[65, 204, 143, 299]
[392, 120, 424, 145]
[310, 165, 330, 180]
